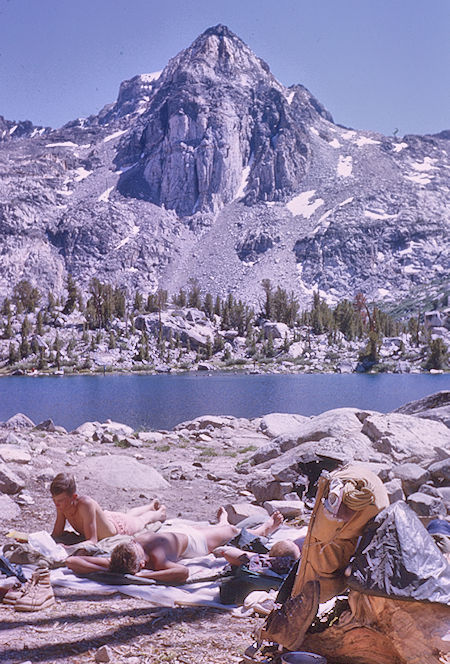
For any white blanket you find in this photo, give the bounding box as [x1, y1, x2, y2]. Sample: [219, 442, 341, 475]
[50, 524, 307, 609]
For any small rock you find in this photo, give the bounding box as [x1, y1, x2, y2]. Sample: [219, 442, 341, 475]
[392, 463, 431, 496]
[0, 445, 32, 464]
[34, 419, 56, 432]
[384, 478, 405, 504]
[0, 463, 25, 494]
[138, 431, 164, 443]
[16, 490, 35, 506]
[407, 492, 446, 518]
[95, 645, 112, 663]
[36, 469, 56, 482]
[0, 494, 21, 520]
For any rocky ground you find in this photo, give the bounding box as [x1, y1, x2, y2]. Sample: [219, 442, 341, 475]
[0, 392, 449, 664]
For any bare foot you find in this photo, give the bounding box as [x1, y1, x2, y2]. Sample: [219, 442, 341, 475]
[256, 510, 284, 537]
[270, 510, 284, 530]
[154, 505, 166, 522]
[216, 506, 229, 525]
[149, 499, 161, 510]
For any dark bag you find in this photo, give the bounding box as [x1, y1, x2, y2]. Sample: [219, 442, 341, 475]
[219, 565, 284, 605]
[228, 528, 269, 554]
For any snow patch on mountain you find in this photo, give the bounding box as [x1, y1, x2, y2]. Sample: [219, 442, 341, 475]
[74, 167, 92, 182]
[103, 130, 127, 143]
[364, 209, 397, 220]
[46, 141, 78, 148]
[410, 157, 437, 172]
[355, 136, 380, 147]
[329, 138, 341, 149]
[337, 155, 353, 177]
[286, 191, 324, 218]
[98, 186, 114, 202]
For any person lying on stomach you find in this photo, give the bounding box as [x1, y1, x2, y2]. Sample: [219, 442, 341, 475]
[50, 472, 166, 546]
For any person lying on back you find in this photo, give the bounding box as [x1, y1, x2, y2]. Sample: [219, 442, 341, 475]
[66, 507, 289, 585]
[66, 509, 242, 584]
[50, 472, 166, 546]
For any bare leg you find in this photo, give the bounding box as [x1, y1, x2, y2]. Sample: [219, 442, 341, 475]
[127, 500, 161, 517]
[200, 523, 240, 552]
[249, 510, 284, 538]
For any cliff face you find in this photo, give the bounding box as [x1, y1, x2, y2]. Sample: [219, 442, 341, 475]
[0, 25, 448, 307]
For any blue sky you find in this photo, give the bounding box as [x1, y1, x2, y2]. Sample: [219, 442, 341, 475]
[0, 0, 448, 135]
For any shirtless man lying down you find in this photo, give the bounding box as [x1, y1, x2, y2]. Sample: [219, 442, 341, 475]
[66, 508, 285, 585]
[50, 472, 166, 546]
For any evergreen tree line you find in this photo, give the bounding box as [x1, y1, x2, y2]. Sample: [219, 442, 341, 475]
[0, 276, 448, 370]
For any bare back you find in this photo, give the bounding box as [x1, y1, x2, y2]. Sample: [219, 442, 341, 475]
[62, 496, 118, 541]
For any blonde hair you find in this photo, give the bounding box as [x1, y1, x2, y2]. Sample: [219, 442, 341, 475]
[269, 540, 300, 560]
[50, 473, 76, 496]
[109, 542, 141, 574]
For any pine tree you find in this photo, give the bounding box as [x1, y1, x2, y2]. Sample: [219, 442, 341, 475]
[63, 274, 79, 315]
[425, 338, 448, 370]
[35, 310, 44, 336]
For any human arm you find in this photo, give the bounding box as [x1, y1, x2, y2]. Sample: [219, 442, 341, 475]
[78, 499, 99, 544]
[218, 546, 250, 567]
[66, 555, 110, 574]
[137, 560, 189, 584]
[51, 508, 66, 538]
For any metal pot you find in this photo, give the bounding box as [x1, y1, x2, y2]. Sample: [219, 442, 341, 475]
[281, 652, 327, 664]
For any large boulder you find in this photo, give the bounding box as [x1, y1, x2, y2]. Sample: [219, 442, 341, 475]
[71, 421, 102, 437]
[393, 390, 450, 414]
[384, 478, 405, 504]
[361, 413, 450, 465]
[247, 470, 293, 503]
[135, 308, 214, 349]
[263, 322, 290, 340]
[427, 458, 450, 482]
[78, 455, 169, 491]
[406, 491, 446, 518]
[393, 390, 450, 428]
[259, 413, 309, 439]
[291, 408, 366, 444]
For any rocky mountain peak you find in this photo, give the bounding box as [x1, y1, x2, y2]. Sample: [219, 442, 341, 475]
[0, 26, 448, 309]
[116, 24, 312, 216]
[162, 24, 275, 88]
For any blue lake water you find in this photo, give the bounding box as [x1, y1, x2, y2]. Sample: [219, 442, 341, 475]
[0, 373, 448, 431]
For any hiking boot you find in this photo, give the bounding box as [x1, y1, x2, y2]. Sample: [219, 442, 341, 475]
[260, 579, 320, 650]
[14, 568, 55, 612]
[3, 581, 25, 605]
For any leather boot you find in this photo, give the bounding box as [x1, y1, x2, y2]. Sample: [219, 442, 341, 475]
[2, 567, 41, 605]
[259, 579, 320, 650]
[14, 568, 55, 612]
